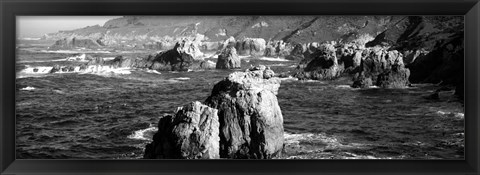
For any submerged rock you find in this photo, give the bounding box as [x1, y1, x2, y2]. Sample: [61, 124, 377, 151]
[216, 46, 241, 69]
[205, 66, 284, 159]
[144, 101, 220, 159]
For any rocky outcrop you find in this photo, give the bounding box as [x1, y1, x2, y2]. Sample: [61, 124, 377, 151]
[235, 38, 266, 57]
[50, 37, 103, 49]
[205, 66, 284, 159]
[144, 101, 220, 159]
[264, 40, 292, 57]
[294, 43, 345, 80]
[151, 41, 197, 71]
[352, 48, 410, 88]
[285, 43, 306, 61]
[216, 46, 241, 69]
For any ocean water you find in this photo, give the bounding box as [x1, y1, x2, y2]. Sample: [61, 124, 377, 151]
[15, 46, 465, 159]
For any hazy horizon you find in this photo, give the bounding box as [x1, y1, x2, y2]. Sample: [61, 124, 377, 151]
[17, 16, 122, 38]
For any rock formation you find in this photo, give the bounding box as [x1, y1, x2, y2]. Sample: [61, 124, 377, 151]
[235, 38, 266, 57]
[352, 48, 410, 88]
[205, 65, 284, 159]
[294, 43, 345, 80]
[264, 40, 292, 58]
[144, 101, 220, 159]
[216, 46, 241, 69]
[151, 41, 197, 71]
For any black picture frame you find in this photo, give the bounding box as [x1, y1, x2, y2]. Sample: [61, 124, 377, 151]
[1, 0, 479, 174]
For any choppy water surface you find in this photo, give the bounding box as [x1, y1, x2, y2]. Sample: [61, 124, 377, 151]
[16, 47, 464, 159]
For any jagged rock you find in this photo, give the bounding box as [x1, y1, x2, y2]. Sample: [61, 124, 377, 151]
[352, 48, 410, 88]
[49, 65, 61, 73]
[265, 40, 292, 57]
[294, 43, 344, 80]
[285, 43, 306, 60]
[216, 46, 241, 69]
[151, 42, 197, 71]
[376, 64, 411, 88]
[264, 45, 276, 57]
[175, 39, 204, 60]
[235, 38, 266, 56]
[221, 36, 236, 50]
[144, 101, 220, 159]
[205, 66, 284, 159]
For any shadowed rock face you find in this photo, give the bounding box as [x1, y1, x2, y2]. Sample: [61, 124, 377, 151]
[216, 46, 241, 69]
[205, 66, 284, 159]
[144, 101, 220, 159]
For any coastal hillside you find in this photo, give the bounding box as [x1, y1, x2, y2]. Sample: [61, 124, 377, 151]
[43, 16, 391, 43]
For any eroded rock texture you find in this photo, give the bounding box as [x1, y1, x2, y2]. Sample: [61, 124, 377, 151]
[144, 101, 220, 159]
[352, 48, 410, 88]
[205, 66, 284, 159]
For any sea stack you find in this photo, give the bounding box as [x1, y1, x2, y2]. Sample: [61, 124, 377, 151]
[205, 65, 284, 159]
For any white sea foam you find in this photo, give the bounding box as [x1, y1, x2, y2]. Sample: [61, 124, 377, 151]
[127, 126, 158, 141]
[66, 54, 87, 61]
[173, 77, 190, 80]
[335, 85, 352, 89]
[146, 70, 162, 75]
[278, 76, 298, 81]
[17, 65, 132, 78]
[258, 57, 290, 62]
[20, 86, 35, 91]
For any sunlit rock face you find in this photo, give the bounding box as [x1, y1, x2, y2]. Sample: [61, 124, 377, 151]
[144, 101, 220, 159]
[205, 66, 284, 159]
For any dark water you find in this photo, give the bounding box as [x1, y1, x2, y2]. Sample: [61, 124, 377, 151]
[15, 47, 464, 159]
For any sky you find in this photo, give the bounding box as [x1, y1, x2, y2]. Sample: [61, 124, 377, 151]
[17, 16, 122, 38]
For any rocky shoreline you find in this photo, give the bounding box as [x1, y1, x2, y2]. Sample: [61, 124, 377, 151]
[25, 16, 464, 159]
